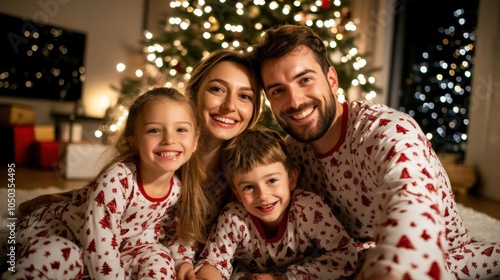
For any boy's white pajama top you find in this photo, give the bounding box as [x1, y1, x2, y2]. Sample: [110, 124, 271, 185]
[195, 189, 358, 279]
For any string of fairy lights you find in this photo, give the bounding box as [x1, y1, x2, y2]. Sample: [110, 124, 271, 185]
[97, 2, 478, 156]
[94, 0, 378, 140]
[398, 7, 476, 154]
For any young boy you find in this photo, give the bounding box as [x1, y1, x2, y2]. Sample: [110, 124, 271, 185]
[194, 127, 358, 280]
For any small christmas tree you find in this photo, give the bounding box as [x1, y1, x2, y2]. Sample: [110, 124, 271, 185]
[399, 2, 478, 156]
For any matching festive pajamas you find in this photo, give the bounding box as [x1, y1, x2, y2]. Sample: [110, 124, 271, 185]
[285, 100, 500, 279]
[4, 162, 181, 280]
[164, 169, 234, 267]
[195, 189, 359, 279]
[5, 100, 499, 279]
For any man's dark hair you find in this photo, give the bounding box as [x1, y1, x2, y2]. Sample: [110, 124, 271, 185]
[251, 24, 332, 87]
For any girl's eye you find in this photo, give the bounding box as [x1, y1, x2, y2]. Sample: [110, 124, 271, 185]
[242, 185, 254, 192]
[148, 128, 161, 133]
[177, 127, 188, 133]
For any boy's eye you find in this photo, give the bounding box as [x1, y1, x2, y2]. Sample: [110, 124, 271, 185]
[268, 178, 278, 184]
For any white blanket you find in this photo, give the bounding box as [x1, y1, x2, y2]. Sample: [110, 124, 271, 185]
[1, 187, 499, 252]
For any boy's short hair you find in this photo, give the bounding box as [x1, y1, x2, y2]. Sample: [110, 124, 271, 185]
[221, 127, 297, 185]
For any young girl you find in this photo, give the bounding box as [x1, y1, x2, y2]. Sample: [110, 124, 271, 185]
[4, 88, 209, 280]
[195, 127, 358, 280]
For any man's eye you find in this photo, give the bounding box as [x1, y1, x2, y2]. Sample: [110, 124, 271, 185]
[301, 77, 312, 84]
[271, 88, 284, 96]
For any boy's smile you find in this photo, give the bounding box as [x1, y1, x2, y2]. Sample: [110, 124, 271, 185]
[232, 162, 297, 230]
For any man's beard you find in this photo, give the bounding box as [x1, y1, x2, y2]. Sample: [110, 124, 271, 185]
[277, 93, 336, 143]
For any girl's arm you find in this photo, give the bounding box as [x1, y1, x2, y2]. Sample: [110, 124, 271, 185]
[82, 165, 129, 279]
[196, 265, 222, 280]
[194, 204, 242, 279]
[177, 262, 196, 280]
[160, 210, 200, 271]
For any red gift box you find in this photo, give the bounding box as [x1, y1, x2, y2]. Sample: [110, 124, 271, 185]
[0, 103, 35, 127]
[34, 141, 60, 169]
[0, 125, 35, 165]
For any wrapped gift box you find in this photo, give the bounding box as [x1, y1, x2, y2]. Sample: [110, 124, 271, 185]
[0, 125, 35, 165]
[34, 125, 56, 141]
[0, 103, 35, 127]
[34, 141, 60, 169]
[59, 143, 111, 179]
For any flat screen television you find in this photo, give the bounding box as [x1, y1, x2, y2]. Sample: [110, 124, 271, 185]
[0, 12, 86, 101]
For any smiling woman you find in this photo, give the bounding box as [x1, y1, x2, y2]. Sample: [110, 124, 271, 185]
[196, 60, 255, 143]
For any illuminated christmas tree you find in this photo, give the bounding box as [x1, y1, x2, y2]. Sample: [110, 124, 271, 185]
[104, 0, 380, 138]
[398, 1, 478, 156]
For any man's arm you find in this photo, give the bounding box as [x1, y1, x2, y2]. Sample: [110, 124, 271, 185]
[360, 112, 449, 279]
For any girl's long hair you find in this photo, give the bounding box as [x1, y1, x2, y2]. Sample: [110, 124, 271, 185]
[96, 87, 209, 243]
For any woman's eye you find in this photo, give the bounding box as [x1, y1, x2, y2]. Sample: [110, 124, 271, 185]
[209, 86, 224, 93]
[240, 93, 254, 101]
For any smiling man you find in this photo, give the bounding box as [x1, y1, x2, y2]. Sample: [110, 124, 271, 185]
[251, 24, 500, 280]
